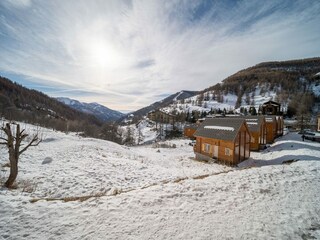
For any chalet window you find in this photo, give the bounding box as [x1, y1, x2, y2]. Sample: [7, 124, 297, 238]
[202, 143, 211, 153]
[225, 148, 231, 156]
[251, 137, 255, 143]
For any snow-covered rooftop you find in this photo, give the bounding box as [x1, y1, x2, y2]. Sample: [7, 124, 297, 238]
[246, 122, 258, 125]
[204, 126, 235, 131]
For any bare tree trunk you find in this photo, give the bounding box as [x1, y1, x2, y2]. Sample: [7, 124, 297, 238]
[5, 154, 18, 188]
[1, 123, 41, 188]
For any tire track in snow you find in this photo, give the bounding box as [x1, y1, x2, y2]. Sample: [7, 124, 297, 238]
[29, 161, 300, 203]
[29, 168, 239, 203]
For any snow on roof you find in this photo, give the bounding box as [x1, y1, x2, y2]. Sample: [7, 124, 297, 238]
[245, 119, 258, 121]
[246, 122, 258, 125]
[204, 126, 235, 131]
[265, 118, 274, 122]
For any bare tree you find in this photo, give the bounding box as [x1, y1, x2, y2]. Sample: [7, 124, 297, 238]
[0, 122, 42, 188]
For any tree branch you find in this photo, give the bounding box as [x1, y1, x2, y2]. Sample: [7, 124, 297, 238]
[0, 136, 8, 142]
[19, 135, 42, 155]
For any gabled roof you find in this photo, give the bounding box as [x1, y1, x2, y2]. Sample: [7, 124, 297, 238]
[216, 115, 265, 132]
[194, 118, 246, 142]
[242, 116, 265, 132]
[262, 100, 281, 107]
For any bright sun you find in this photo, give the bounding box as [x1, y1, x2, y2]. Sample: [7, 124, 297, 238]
[88, 40, 122, 69]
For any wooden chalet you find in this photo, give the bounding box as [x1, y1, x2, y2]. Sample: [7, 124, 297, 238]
[184, 124, 199, 139]
[243, 116, 267, 151]
[276, 116, 284, 136]
[147, 110, 176, 124]
[265, 116, 277, 143]
[262, 101, 281, 115]
[193, 118, 251, 165]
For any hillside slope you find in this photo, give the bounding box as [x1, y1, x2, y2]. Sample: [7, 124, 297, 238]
[207, 57, 320, 107]
[0, 76, 102, 132]
[121, 90, 199, 122]
[161, 58, 320, 117]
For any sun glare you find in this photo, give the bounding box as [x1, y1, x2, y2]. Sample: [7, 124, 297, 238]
[88, 40, 122, 69]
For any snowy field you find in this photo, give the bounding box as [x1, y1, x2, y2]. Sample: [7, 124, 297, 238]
[1, 123, 320, 239]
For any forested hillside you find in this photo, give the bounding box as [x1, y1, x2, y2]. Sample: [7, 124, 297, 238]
[0, 76, 121, 142]
[203, 57, 320, 115]
[157, 58, 320, 120]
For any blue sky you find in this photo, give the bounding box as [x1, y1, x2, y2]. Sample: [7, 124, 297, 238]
[0, 0, 320, 112]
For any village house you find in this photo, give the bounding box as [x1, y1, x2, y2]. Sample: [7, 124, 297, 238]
[193, 118, 251, 165]
[262, 100, 282, 115]
[243, 116, 267, 151]
[147, 109, 176, 125]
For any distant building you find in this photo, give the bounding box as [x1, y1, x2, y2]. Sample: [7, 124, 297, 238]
[147, 110, 176, 124]
[193, 118, 251, 165]
[262, 101, 281, 115]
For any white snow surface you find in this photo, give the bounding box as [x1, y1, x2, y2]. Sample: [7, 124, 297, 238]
[204, 126, 235, 131]
[1, 122, 320, 239]
[246, 122, 258, 125]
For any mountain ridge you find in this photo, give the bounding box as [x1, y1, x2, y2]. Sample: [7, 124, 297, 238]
[138, 57, 320, 120]
[57, 97, 124, 122]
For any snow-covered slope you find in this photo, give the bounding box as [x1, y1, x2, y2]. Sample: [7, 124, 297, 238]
[1, 121, 320, 239]
[57, 97, 124, 122]
[150, 58, 320, 117]
[161, 84, 279, 115]
[123, 90, 199, 122]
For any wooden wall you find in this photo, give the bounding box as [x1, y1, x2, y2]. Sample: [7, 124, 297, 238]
[266, 121, 277, 143]
[249, 131, 260, 151]
[184, 128, 196, 139]
[194, 123, 250, 165]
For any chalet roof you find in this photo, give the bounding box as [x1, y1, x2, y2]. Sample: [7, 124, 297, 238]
[242, 116, 265, 132]
[194, 118, 246, 142]
[216, 115, 265, 132]
[262, 100, 281, 107]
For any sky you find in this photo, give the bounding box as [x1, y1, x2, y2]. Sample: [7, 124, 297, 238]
[0, 0, 320, 112]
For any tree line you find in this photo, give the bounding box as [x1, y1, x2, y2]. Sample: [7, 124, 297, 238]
[0, 76, 122, 143]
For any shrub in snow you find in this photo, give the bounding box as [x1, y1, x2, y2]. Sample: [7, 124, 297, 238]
[152, 142, 177, 149]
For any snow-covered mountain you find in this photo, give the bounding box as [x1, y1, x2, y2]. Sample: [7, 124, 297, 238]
[153, 58, 320, 117]
[57, 97, 125, 122]
[120, 90, 199, 122]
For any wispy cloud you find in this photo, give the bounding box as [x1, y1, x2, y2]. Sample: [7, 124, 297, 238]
[1, 0, 320, 111]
